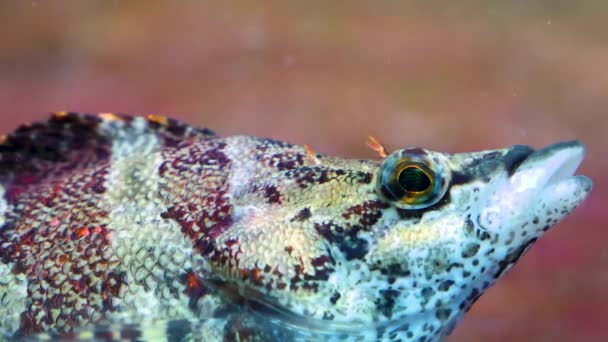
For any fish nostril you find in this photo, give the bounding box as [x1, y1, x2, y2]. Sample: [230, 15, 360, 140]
[503, 145, 535, 176]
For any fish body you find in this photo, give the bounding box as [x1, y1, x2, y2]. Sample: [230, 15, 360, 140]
[0, 113, 592, 341]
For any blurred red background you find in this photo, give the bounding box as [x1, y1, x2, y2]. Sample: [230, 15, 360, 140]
[0, 1, 606, 341]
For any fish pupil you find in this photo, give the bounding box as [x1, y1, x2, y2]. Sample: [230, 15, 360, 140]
[398, 166, 431, 192]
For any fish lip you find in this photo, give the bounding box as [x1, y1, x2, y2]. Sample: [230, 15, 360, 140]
[514, 140, 588, 187]
[503, 144, 535, 176]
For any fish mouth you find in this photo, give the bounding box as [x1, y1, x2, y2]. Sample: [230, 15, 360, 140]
[507, 141, 592, 224]
[513, 141, 591, 190]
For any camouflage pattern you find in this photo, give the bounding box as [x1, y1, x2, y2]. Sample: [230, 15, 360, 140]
[0, 113, 592, 341]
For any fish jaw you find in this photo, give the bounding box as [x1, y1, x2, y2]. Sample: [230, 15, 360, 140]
[477, 141, 592, 244]
[514, 141, 592, 230]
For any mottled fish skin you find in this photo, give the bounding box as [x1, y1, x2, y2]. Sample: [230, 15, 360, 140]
[0, 113, 592, 341]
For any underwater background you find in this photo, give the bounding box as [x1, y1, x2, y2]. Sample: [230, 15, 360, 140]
[0, 1, 605, 341]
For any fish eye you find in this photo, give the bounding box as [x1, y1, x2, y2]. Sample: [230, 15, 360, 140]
[376, 148, 451, 209]
[398, 165, 432, 193]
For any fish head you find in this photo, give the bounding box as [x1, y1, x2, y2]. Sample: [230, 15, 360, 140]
[366, 140, 592, 337]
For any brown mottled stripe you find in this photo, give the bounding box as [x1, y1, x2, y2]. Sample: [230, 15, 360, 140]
[0, 113, 216, 335]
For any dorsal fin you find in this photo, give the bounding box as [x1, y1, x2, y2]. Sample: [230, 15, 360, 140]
[0, 112, 215, 185]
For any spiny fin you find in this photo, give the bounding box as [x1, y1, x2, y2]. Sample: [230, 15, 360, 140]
[0, 112, 215, 184]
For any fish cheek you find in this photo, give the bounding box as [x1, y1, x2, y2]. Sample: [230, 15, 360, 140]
[422, 248, 452, 280]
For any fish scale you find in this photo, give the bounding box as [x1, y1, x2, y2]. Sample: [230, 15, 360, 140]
[0, 112, 592, 341]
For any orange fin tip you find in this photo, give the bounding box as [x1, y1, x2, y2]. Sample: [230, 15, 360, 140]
[303, 144, 321, 165]
[367, 136, 389, 158]
[98, 113, 125, 121]
[146, 114, 169, 126]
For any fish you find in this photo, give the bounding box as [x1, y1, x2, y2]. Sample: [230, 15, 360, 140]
[0, 112, 592, 341]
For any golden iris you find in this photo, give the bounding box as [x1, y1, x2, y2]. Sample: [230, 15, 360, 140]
[391, 162, 436, 205]
[398, 165, 433, 196]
